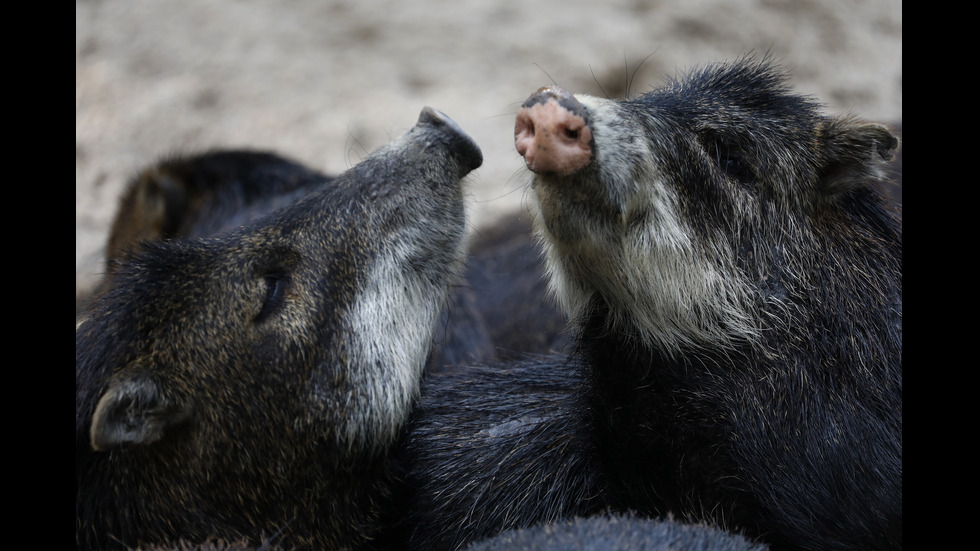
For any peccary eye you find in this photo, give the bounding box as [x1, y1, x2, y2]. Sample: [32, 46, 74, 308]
[254, 273, 287, 323]
[708, 139, 755, 185]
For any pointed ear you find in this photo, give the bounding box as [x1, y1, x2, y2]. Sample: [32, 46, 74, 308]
[89, 377, 192, 451]
[818, 118, 900, 198]
[106, 169, 185, 265]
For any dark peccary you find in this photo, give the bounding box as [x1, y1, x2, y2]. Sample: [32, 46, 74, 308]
[400, 57, 901, 550]
[91, 152, 567, 372]
[463, 514, 767, 551]
[76, 107, 481, 550]
[516, 56, 903, 550]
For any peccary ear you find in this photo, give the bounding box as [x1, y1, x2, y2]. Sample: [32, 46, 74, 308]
[90, 376, 192, 451]
[817, 118, 900, 199]
[106, 171, 185, 263]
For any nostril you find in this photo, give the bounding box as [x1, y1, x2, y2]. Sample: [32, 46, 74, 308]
[514, 114, 536, 158]
[564, 128, 578, 140]
[515, 113, 535, 136]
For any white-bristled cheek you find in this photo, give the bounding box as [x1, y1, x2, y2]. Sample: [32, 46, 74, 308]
[577, 95, 658, 215]
[614, 217, 758, 353]
[342, 230, 463, 454]
[537, 95, 757, 352]
[533, 96, 653, 318]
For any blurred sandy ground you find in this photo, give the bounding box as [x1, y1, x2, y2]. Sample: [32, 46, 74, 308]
[76, 0, 901, 301]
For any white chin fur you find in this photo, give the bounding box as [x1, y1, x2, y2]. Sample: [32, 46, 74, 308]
[531, 95, 757, 354]
[340, 226, 464, 454]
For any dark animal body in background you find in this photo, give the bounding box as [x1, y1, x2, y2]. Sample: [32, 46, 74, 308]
[431, 209, 571, 371]
[76, 107, 482, 550]
[462, 513, 768, 551]
[104, 150, 332, 270]
[128, 514, 769, 551]
[400, 57, 901, 550]
[882, 122, 902, 211]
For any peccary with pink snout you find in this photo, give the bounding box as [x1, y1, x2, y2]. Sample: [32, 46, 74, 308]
[400, 57, 902, 551]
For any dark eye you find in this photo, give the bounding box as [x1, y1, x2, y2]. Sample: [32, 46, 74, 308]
[706, 138, 756, 186]
[254, 272, 287, 323]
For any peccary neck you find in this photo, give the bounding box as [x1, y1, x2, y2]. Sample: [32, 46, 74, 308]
[575, 298, 766, 534]
[576, 295, 902, 550]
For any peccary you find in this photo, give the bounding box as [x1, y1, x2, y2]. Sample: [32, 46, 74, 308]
[75, 107, 482, 550]
[399, 57, 901, 550]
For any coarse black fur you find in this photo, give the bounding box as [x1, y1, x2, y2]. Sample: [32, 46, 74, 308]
[556, 57, 903, 551]
[131, 535, 290, 551]
[395, 356, 772, 551]
[395, 358, 605, 550]
[76, 108, 481, 550]
[400, 57, 901, 551]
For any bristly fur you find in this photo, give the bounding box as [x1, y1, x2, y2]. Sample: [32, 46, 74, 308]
[396, 357, 609, 550]
[76, 109, 481, 550]
[463, 513, 768, 551]
[532, 56, 902, 550]
[402, 56, 901, 551]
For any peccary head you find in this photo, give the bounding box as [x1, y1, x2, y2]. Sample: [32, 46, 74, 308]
[76, 107, 481, 550]
[517, 56, 901, 356]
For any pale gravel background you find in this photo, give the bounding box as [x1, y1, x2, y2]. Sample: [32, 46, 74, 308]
[76, 0, 902, 301]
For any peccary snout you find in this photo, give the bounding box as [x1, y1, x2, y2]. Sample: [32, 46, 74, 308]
[515, 87, 593, 175]
[418, 106, 484, 173]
